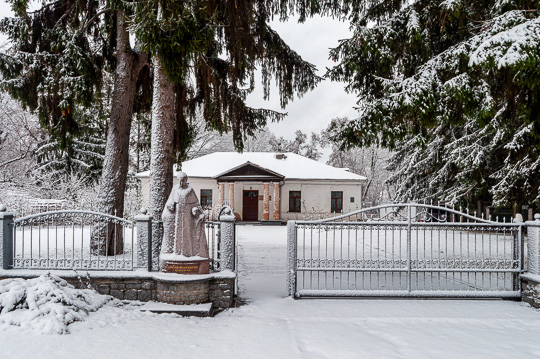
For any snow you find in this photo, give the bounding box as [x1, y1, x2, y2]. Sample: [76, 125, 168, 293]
[139, 301, 213, 313]
[0, 274, 112, 334]
[159, 254, 208, 262]
[136, 152, 367, 181]
[469, 14, 540, 68]
[1, 226, 540, 358]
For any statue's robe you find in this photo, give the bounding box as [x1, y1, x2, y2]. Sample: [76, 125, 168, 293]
[160, 185, 209, 266]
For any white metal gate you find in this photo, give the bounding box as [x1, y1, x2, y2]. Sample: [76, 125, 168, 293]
[287, 204, 524, 298]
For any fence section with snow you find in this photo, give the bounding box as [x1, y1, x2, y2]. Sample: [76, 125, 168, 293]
[10, 210, 135, 270]
[0, 204, 236, 274]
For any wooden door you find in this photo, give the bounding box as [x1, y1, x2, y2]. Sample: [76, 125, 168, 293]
[243, 190, 259, 221]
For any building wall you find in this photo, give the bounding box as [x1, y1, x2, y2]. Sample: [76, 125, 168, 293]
[138, 177, 217, 212]
[280, 180, 363, 221]
[138, 177, 364, 222]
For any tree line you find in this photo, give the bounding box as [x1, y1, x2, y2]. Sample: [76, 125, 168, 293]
[0, 93, 392, 216]
[0, 0, 323, 254]
[1, 0, 538, 252]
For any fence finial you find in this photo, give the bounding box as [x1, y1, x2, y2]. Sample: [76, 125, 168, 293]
[140, 207, 148, 215]
[535, 213, 540, 221]
[0, 204, 6, 212]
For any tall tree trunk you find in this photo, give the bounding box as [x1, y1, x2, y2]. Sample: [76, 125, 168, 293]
[93, 11, 146, 256]
[149, 56, 176, 267]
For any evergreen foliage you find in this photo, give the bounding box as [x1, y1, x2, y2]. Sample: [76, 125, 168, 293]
[0, 0, 112, 147]
[129, 0, 323, 160]
[0, 0, 116, 181]
[326, 0, 540, 207]
[34, 109, 107, 184]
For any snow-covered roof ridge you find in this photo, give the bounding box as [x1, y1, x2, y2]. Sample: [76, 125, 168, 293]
[213, 160, 285, 179]
[136, 152, 367, 181]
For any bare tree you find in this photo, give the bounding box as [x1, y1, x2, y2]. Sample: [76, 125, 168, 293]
[243, 128, 276, 152]
[185, 119, 276, 159]
[0, 94, 43, 185]
[322, 118, 394, 206]
[184, 115, 235, 160]
[269, 130, 322, 160]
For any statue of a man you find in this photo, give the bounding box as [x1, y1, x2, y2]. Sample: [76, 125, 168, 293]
[160, 171, 209, 272]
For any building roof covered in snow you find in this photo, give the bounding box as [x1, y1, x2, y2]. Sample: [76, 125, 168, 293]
[136, 152, 366, 181]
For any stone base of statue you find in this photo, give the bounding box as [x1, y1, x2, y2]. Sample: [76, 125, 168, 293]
[160, 257, 210, 275]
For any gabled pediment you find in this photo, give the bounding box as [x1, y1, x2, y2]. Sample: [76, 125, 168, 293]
[214, 162, 284, 182]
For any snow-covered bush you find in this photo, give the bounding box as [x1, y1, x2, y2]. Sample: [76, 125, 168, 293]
[0, 274, 113, 334]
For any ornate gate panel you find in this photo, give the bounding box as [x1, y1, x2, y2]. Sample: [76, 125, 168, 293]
[287, 204, 524, 298]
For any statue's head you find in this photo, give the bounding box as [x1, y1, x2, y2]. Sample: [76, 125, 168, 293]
[177, 171, 188, 188]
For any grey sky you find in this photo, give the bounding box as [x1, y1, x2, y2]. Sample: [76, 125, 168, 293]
[0, 2, 359, 140]
[248, 15, 358, 139]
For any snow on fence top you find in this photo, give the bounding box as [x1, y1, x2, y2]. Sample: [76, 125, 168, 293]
[135, 152, 367, 181]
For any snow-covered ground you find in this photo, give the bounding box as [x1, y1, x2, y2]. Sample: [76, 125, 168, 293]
[2, 225, 540, 358]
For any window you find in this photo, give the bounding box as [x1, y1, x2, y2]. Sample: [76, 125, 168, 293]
[331, 191, 343, 213]
[289, 191, 301, 213]
[200, 189, 212, 207]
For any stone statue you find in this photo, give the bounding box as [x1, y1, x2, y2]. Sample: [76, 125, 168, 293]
[160, 171, 209, 273]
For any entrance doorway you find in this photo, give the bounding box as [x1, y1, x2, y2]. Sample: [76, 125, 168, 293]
[243, 190, 259, 221]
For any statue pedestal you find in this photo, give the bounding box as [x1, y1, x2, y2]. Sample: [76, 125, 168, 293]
[161, 258, 210, 275]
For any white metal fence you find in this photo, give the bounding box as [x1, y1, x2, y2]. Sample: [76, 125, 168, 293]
[12, 210, 135, 270]
[288, 204, 525, 298]
[0, 205, 237, 274]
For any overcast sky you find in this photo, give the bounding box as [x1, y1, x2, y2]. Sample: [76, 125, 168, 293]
[0, 2, 359, 140]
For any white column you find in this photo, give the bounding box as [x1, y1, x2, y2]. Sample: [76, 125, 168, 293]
[273, 182, 280, 221]
[218, 183, 225, 207]
[228, 183, 235, 212]
[263, 183, 270, 220]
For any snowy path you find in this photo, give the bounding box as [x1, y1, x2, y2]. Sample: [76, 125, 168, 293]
[1, 225, 540, 358]
[236, 225, 288, 300]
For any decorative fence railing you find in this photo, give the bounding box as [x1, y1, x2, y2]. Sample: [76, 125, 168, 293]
[288, 203, 526, 299]
[0, 204, 236, 273]
[9, 210, 135, 271]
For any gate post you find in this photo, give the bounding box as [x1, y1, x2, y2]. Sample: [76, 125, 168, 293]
[522, 214, 540, 307]
[135, 208, 153, 271]
[219, 208, 236, 271]
[406, 204, 412, 293]
[513, 214, 524, 291]
[0, 204, 14, 270]
[287, 220, 297, 297]
[526, 214, 540, 275]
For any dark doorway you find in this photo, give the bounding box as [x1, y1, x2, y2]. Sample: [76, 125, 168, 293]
[243, 190, 259, 221]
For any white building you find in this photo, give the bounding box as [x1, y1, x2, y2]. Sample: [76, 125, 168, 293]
[136, 152, 367, 222]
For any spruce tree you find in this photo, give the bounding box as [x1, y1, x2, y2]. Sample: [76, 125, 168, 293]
[0, 0, 107, 151]
[0, 1, 151, 254]
[127, 0, 323, 260]
[326, 0, 540, 210]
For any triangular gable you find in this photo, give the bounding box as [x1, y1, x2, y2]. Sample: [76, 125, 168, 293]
[214, 162, 284, 182]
